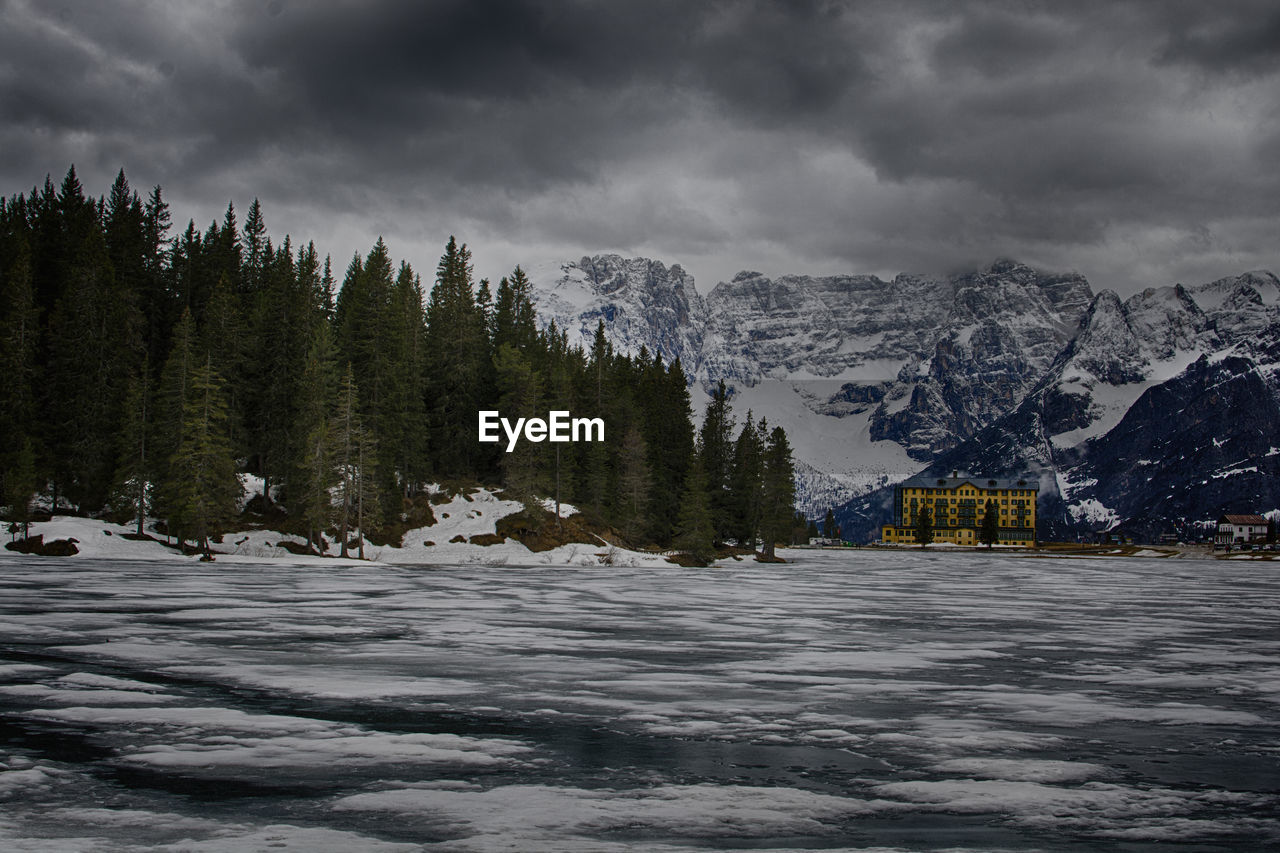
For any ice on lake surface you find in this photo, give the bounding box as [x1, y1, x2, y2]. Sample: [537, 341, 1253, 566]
[0, 551, 1277, 851]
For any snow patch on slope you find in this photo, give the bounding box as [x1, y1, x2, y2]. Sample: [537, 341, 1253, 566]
[1066, 499, 1119, 527]
[0, 489, 667, 569]
[728, 380, 918, 500]
[1050, 349, 1206, 449]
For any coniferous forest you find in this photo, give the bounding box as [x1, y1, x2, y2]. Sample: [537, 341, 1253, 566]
[0, 167, 798, 560]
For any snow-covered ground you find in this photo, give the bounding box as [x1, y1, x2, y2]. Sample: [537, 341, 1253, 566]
[1, 487, 670, 569]
[0, 551, 1277, 851]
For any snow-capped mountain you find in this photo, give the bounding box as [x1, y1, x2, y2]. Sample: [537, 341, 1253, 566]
[531, 256, 1093, 516]
[1042, 271, 1280, 537]
[530, 255, 1280, 534]
[529, 255, 707, 368]
[837, 271, 1280, 540]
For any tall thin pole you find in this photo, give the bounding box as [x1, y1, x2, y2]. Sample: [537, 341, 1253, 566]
[357, 439, 365, 560]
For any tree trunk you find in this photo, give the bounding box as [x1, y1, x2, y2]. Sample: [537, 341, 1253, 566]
[357, 442, 365, 560]
[137, 401, 147, 536]
[339, 483, 350, 558]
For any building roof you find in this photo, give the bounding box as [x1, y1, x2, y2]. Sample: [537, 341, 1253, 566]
[898, 473, 1038, 491]
[1220, 514, 1268, 525]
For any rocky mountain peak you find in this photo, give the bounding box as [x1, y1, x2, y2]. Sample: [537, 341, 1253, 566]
[529, 254, 707, 368]
[530, 250, 1280, 535]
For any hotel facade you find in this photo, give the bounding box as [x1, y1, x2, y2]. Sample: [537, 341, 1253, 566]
[882, 473, 1038, 547]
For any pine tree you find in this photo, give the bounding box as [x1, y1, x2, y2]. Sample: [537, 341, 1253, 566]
[317, 252, 336, 320]
[641, 355, 694, 545]
[698, 379, 735, 542]
[292, 325, 339, 554]
[215, 201, 242, 295]
[617, 425, 650, 545]
[199, 274, 248, 454]
[758, 426, 795, 561]
[111, 361, 152, 535]
[334, 243, 389, 498]
[240, 198, 267, 294]
[153, 309, 197, 529]
[540, 323, 582, 523]
[170, 220, 204, 318]
[104, 170, 146, 342]
[475, 277, 493, 339]
[166, 357, 239, 557]
[333, 252, 362, 337]
[588, 319, 610, 408]
[564, 319, 613, 519]
[335, 240, 428, 516]
[44, 179, 142, 511]
[141, 185, 173, 365]
[728, 412, 765, 548]
[577, 440, 609, 521]
[492, 265, 538, 352]
[23, 173, 66, 333]
[493, 344, 546, 500]
[980, 499, 999, 548]
[424, 237, 488, 476]
[673, 452, 717, 565]
[790, 511, 810, 546]
[914, 506, 934, 549]
[385, 260, 428, 500]
[0, 234, 39, 498]
[4, 438, 37, 541]
[331, 365, 379, 559]
[244, 235, 307, 498]
[822, 508, 837, 539]
[298, 417, 336, 555]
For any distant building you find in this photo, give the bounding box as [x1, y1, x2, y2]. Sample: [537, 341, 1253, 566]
[882, 472, 1038, 547]
[1215, 514, 1268, 547]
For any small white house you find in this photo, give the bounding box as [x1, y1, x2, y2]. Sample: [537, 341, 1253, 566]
[1215, 514, 1268, 547]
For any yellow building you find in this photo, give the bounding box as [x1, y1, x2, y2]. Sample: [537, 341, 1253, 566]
[881, 472, 1038, 547]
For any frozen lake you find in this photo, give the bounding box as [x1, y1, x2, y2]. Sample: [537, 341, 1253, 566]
[0, 551, 1277, 851]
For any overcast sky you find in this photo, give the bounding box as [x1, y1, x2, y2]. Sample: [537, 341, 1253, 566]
[3, 0, 1278, 295]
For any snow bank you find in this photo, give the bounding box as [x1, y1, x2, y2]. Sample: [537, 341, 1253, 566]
[0, 487, 671, 568]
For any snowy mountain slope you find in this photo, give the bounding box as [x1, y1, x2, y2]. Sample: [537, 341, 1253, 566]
[834, 272, 1280, 540]
[1038, 271, 1278, 456]
[728, 379, 918, 516]
[530, 256, 1093, 496]
[1042, 285, 1220, 449]
[530, 254, 1278, 537]
[698, 269, 951, 385]
[865, 260, 1094, 459]
[1054, 355, 1280, 540]
[529, 255, 707, 370]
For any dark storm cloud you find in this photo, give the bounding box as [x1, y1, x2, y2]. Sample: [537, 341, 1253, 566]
[1, 0, 1277, 294]
[221, 0, 870, 191]
[1155, 0, 1280, 75]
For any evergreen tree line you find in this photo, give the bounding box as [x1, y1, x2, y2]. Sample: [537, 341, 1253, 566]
[0, 167, 795, 559]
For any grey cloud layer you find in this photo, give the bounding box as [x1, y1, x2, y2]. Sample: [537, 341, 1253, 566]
[2, 0, 1277, 293]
